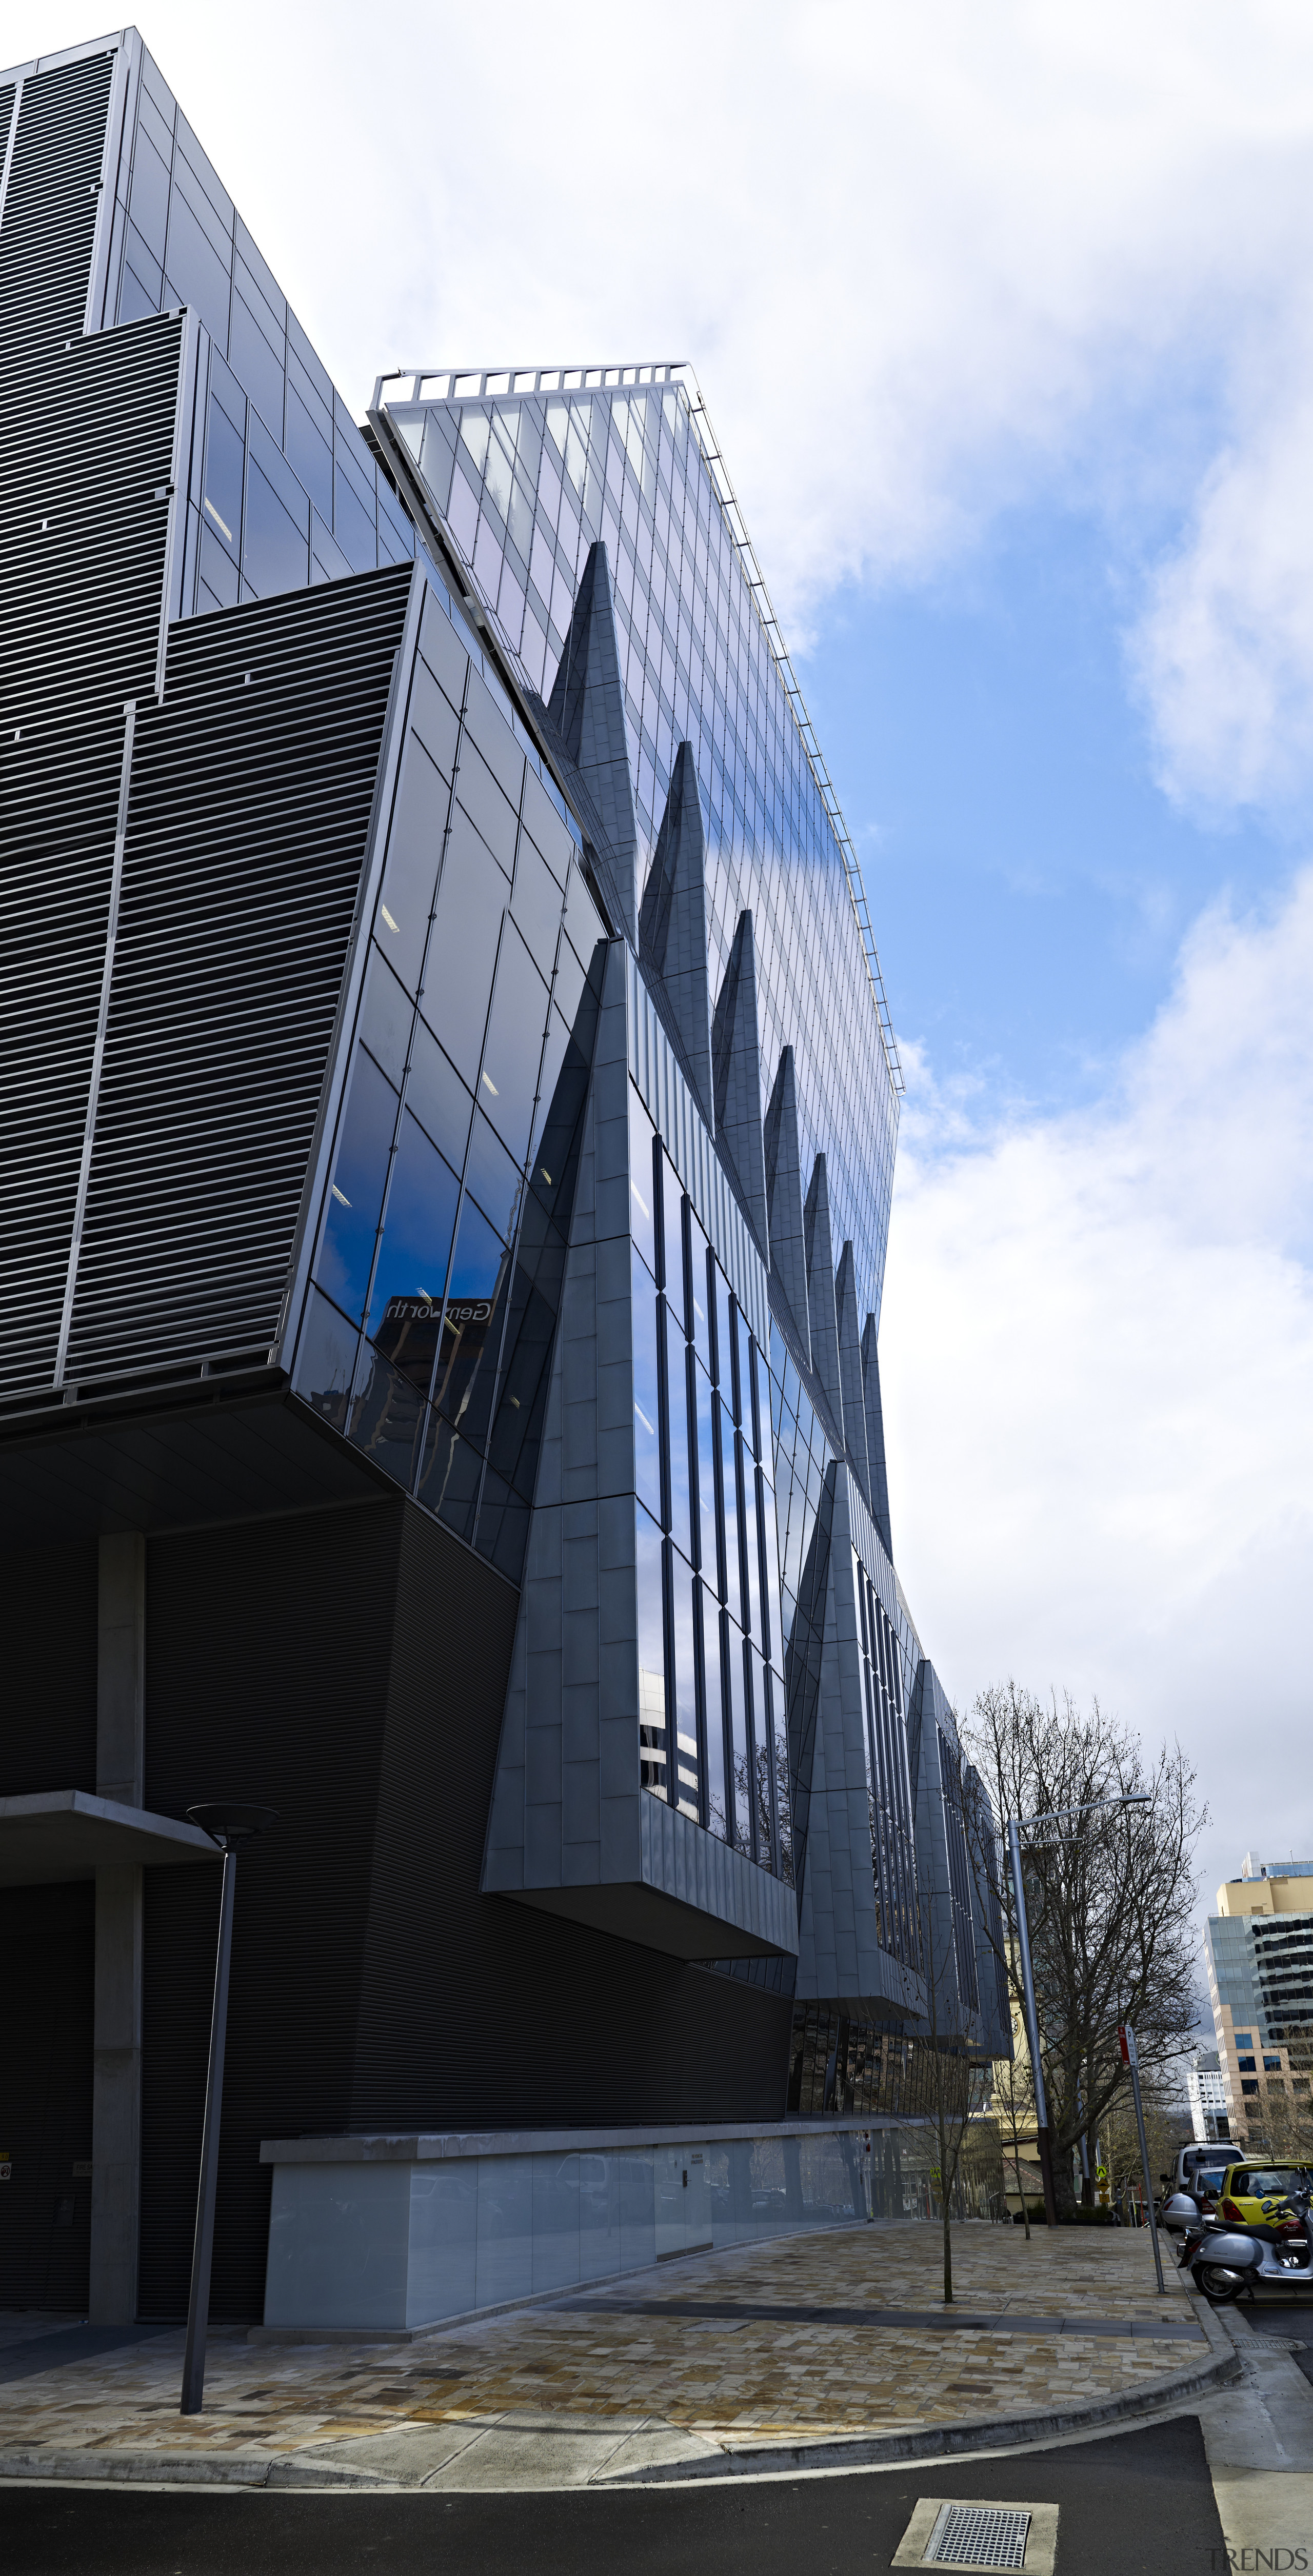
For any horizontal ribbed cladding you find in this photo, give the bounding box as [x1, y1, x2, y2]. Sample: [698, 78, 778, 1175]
[64, 568, 413, 1387]
[0, 51, 114, 367]
[0, 314, 184, 1403]
[0, 48, 181, 1405]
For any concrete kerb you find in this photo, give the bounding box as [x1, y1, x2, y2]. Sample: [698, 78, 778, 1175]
[0, 2296, 1241, 2495]
[600, 2298, 1241, 2485]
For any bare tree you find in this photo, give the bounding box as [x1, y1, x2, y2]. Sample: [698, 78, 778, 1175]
[962, 1682, 1206, 2219]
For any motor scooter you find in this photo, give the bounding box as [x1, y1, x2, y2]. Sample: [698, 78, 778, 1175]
[1176, 2187, 1312, 2302]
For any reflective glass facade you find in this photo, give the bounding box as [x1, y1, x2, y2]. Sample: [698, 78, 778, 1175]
[103, 42, 415, 613]
[383, 371, 899, 1322]
[294, 579, 611, 1582]
[628, 1077, 791, 1878]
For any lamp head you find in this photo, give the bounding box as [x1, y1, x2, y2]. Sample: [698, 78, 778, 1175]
[187, 1802, 280, 1851]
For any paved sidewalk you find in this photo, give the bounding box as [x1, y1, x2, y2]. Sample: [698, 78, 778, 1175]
[0, 2220, 1226, 2490]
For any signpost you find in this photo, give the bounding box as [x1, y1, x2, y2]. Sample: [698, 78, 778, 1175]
[1119, 2022, 1166, 2292]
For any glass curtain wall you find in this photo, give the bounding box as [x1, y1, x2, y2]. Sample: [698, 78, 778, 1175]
[385, 375, 898, 1323]
[629, 1078, 791, 1879]
[293, 583, 610, 1583]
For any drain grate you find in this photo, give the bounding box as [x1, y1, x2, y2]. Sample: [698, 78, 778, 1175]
[924, 2502, 1032, 2568]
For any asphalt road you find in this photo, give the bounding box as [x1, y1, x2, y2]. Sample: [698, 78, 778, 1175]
[0, 2417, 1225, 2576]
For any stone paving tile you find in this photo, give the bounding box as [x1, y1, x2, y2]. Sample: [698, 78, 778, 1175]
[0, 2220, 1204, 2472]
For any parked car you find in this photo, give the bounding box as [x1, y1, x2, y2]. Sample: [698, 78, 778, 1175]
[1217, 2161, 1313, 2227]
[1159, 2151, 1229, 2235]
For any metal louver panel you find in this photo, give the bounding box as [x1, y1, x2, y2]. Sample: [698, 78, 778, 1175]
[0, 52, 113, 361]
[0, 49, 184, 1407]
[62, 568, 412, 1391]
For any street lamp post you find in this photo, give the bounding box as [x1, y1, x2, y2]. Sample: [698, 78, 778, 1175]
[180, 1802, 278, 2419]
[1007, 1795, 1149, 2230]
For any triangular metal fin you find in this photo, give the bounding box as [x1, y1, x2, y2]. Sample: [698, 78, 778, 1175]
[711, 909, 768, 1255]
[804, 1154, 843, 1430]
[639, 741, 714, 1131]
[835, 1241, 869, 1502]
[764, 1046, 810, 1364]
[861, 1312, 893, 1562]
[546, 541, 638, 944]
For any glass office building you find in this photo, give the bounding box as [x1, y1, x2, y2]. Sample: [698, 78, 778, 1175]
[0, 28, 1006, 2330]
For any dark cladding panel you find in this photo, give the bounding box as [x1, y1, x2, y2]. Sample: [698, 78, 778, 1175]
[139, 1495, 404, 2321]
[0, 1882, 94, 2312]
[138, 1494, 791, 2320]
[0, 1539, 98, 1794]
[63, 567, 413, 1390]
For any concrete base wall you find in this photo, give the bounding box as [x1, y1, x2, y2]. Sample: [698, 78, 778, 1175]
[261, 2119, 949, 2331]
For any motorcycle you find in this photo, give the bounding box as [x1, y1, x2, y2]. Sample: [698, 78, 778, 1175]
[1174, 2185, 1313, 2302]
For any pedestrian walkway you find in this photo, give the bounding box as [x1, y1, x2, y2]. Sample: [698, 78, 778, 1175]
[0, 2220, 1220, 2490]
[1192, 2298, 1313, 2568]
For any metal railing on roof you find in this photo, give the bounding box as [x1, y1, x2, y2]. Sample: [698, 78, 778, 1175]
[375, 358, 904, 1096]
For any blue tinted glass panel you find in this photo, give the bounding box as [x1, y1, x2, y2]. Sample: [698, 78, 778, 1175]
[409, 659, 460, 781]
[711, 1260, 733, 1400]
[659, 1152, 685, 1330]
[242, 458, 309, 598]
[719, 1395, 741, 1624]
[198, 523, 238, 609]
[760, 1468, 784, 1666]
[359, 941, 412, 1090]
[315, 1050, 397, 1321]
[510, 834, 562, 976]
[740, 1437, 762, 1641]
[636, 1502, 666, 1798]
[229, 293, 285, 439]
[203, 396, 243, 553]
[423, 811, 504, 1080]
[367, 1110, 461, 1351]
[687, 1212, 711, 1373]
[293, 1284, 357, 1434]
[405, 1017, 471, 1171]
[663, 1302, 691, 1561]
[748, 1643, 772, 1872]
[129, 131, 170, 262]
[766, 1664, 793, 1886]
[283, 382, 332, 521]
[379, 735, 449, 997]
[699, 1581, 728, 1843]
[734, 1304, 754, 1451]
[462, 1110, 522, 1243]
[692, 1354, 715, 1577]
[348, 1342, 425, 1484]
[333, 462, 376, 571]
[416, 1411, 482, 1542]
[631, 1246, 662, 1524]
[627, 1084, 656, 1272]
[449, 1193, 511, 1296]
[668, 1547, 699, 1822]
[725, 1619, 752, 1858]
[480, 920, 547, 1165]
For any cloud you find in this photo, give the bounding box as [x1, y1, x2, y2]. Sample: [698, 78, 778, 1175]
[13, 0, 1313, 802]
[880, 866, 1313, 1915]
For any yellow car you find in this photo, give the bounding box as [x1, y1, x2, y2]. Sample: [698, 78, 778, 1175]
[1219, 2161, 1313, 2226]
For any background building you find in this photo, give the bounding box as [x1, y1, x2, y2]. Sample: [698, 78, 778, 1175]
[1203, 1856, 1313, 2151]
[1185, 2050, 1229, 2146]
[0, 28, 1007, 2332]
